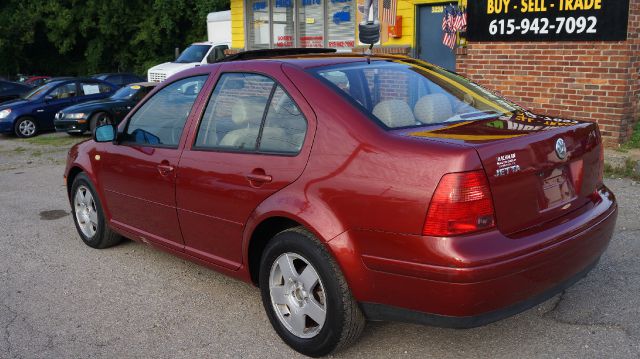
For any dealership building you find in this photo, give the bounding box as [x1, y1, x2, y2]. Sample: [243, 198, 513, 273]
[228, 0, 639, 145]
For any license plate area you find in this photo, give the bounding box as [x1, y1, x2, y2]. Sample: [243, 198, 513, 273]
[539, 166, 576, 211]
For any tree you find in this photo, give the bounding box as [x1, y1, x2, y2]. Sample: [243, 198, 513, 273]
[0, 0, 229, 78]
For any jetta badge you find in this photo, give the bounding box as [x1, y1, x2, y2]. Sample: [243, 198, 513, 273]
[555, 138, 567, 160]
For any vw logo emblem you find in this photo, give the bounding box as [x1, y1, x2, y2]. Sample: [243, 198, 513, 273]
[555, 138, 567, 160]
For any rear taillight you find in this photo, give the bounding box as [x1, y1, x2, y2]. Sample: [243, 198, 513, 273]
[423, 170, 496, 237]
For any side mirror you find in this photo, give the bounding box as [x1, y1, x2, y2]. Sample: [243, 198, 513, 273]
[94, 124, 116, 142]
[44, 95, 54, 102]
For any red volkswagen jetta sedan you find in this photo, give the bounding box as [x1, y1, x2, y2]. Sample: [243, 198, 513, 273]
[64, 49, 617, 357]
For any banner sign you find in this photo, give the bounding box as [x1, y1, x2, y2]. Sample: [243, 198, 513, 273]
[467, 0, 630, 41]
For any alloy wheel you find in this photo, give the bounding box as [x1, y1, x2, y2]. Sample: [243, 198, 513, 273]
[269, 252, 327, 339]
[74, 185, 98, 238]
[18, 119, 36, 137]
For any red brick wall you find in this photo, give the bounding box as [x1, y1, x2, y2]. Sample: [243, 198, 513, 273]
[456, 0, 640, 146]
[630, 0, 640, 140]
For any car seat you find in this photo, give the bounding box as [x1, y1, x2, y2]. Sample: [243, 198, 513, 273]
[372, 100, 416, 128]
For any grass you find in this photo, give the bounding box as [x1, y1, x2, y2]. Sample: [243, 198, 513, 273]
[24, 133, 87, 147]
[13, 146, 26, 153]
[620, 120, 640, 150]
[604, 158, 640, 181]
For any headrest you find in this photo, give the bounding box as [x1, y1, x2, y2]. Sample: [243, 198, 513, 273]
[231, 97, 266, 126]
[414, 94, 453, 124]
[372, 100, 416, 128]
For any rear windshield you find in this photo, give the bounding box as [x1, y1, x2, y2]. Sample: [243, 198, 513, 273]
[309, 61, 519, 129]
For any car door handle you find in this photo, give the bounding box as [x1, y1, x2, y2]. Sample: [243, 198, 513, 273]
[157, 164, 175, 176]
[246, 172, 272, 184]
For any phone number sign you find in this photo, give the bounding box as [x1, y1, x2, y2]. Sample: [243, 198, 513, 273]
[467, 0, 630, 41]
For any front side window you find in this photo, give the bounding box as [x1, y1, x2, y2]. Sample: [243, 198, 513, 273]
[312, 62, 518, 129]
[195, 73, 307, 154]
[207, 45, 229, 63]
[124, 76, 208, 147]
[175, 45, 212, 63]
[49, 83, 77, 99]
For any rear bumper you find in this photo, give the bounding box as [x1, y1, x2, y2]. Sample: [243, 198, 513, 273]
[360, 256, 599, 328]
[54, 119, 88, 133]
[328, 186, 617, 324]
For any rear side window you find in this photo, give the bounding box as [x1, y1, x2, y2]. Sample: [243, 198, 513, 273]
[194, 73, 306, 154]
[195, 73, 274, 151]
[124, 75, 207, 147]
[259, 87, 306, 153]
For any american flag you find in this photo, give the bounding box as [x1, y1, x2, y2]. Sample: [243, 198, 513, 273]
[443, 31, 456, 49]
[382, 0, 397, 26]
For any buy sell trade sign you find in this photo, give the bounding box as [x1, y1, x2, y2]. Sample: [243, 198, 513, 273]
[467, 0, 630, 41]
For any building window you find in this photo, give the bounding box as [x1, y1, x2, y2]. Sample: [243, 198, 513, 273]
[298, 0, 324, 47]
[273, 0, 295, 47]
[248, 0, 270, 49]
[245, 0, 355, 50]
[327, 0, 355, 48]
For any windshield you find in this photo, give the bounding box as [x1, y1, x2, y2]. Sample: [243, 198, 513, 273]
[21, 82, 57, 100]
[175, 45, 211, 63]
[310, 61, 519, 129]
[111, 85, 142, 100]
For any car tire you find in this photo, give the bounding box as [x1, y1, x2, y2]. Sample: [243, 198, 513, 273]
[14, 117, 38, 138]
[259, 227, 365, 357]
[358, 22, 381, 45]
[70, 172, 122, 249]
[89, 112, 112, 133]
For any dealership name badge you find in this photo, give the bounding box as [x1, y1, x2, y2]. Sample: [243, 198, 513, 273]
[495, 153, 521, 177]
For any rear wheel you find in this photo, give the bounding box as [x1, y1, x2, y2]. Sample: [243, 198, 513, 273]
[14, 117, 38, 138]
[70, 173, 122, 249]
[89, 112, 112, 133]
[259, 227, 365, 357]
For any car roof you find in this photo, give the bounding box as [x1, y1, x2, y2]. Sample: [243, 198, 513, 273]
[213, 49, 417, 70]
[45, 77, 116, 86]
[93, 73, 139, 77]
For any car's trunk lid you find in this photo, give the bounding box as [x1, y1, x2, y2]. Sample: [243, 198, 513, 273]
[399, 111, 603, 236]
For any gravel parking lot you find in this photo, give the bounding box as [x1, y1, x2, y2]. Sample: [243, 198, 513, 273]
[1, 132, 639, 359]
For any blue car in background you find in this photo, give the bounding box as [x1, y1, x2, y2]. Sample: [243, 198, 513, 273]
[0, 78, 116, 137]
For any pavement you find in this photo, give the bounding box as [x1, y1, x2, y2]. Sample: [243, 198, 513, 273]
[1, 133, 639, 359]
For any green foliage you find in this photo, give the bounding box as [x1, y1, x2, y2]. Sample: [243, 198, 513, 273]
[0, 0, 229, 77]
[604, 158, 640, 180]
[621, 120, 640, 150]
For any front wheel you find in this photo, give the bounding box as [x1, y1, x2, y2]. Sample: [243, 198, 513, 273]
[89, 112, 112, 133]
[14, 117, 38, 138]
[259, 227, 365, 357]
[70, 173, 122, 249]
